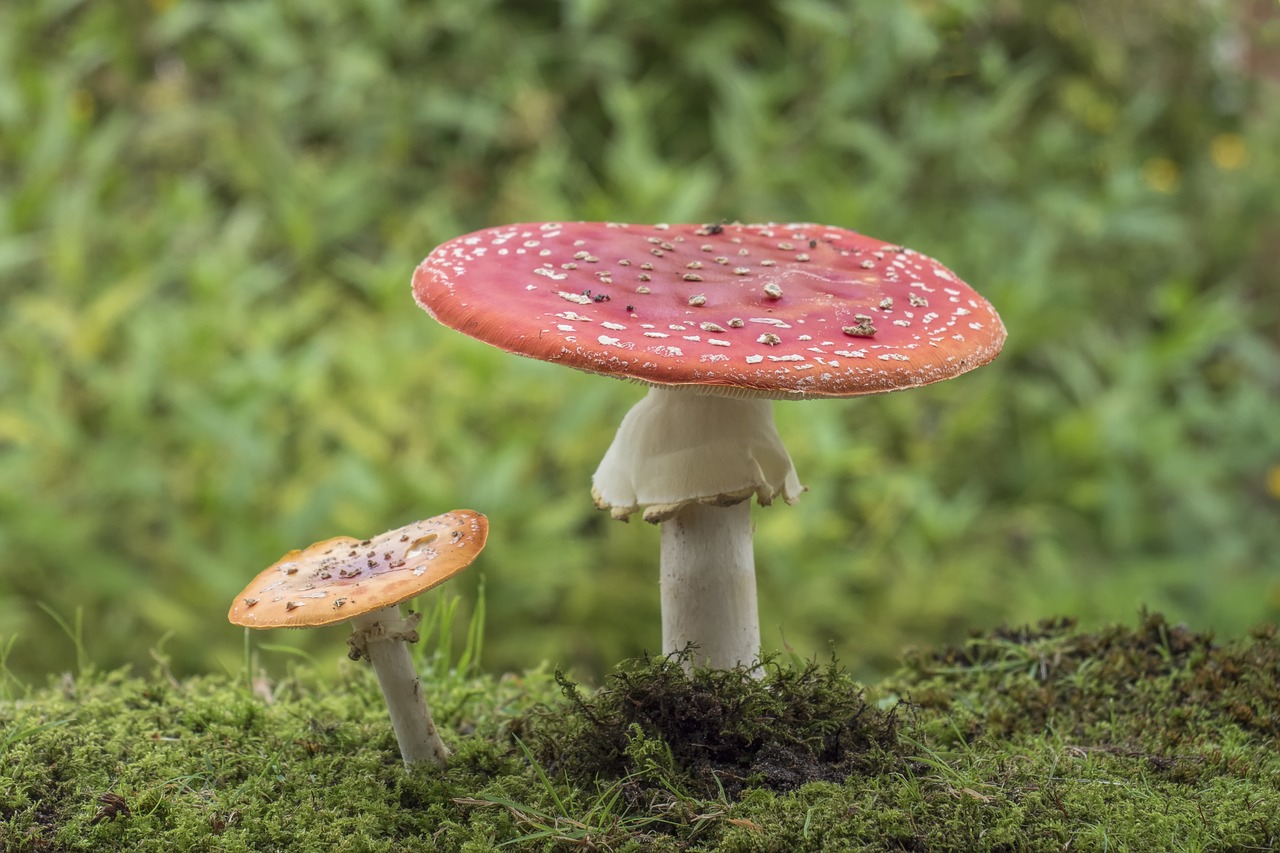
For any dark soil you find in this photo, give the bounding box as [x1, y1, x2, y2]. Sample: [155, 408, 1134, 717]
[531, 652, 904, 800]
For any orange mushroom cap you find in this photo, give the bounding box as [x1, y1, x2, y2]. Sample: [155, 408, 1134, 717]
[227, 510, 489, 629]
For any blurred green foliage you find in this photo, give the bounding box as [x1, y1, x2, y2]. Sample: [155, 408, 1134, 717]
[1, 0, 1277, 682]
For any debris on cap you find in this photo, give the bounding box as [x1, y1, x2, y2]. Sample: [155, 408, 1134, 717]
[227, 511, 488, 629]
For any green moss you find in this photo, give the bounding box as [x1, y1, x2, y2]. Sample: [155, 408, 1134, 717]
[892, 612, 1280, 770]
[0, 663, 561, 851]
[4, 616, 1280, 851]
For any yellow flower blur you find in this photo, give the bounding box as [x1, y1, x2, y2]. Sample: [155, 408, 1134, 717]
[1211, 133, 1249, 171]
[1141, 157, 1181, 193]
[1267, 465, 1280, 500]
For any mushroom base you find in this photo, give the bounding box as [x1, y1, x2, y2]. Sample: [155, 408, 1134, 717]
[348, 607, 450, 768]
[661, 500, 761, 671]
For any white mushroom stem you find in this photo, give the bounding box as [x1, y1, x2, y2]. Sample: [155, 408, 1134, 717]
[347, 606, 449, 768]
[661, 500, 760, 670]
[592, 386, 803, 670]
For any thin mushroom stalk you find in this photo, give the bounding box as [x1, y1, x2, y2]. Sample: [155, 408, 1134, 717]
[592, 387, 801, 670]
[660, 501, 760, 670]
[347, 607, 450, 768]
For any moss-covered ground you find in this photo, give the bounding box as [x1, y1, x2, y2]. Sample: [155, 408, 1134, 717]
[3, 613, 1279, 852]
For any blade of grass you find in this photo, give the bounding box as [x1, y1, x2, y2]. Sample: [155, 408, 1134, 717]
[1, 716, 73, 758]
[457, 577, 486, 677]
[0, 633, 23, 700]
[256, 643, 319, 669]
[35, 602, 89, 676]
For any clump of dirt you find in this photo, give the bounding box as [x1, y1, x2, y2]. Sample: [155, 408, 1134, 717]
[896, 611, 1280, 772]
[907, 611, 1214, 684]
[529, 652, 903, 800]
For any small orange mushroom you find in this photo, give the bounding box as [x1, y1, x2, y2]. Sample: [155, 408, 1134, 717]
[228, 510, 489, 768]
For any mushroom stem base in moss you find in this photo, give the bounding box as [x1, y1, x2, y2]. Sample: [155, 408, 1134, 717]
[348, 607, 450, 768]
[592, 387, 803, 670]
[661, 500, 761, 670]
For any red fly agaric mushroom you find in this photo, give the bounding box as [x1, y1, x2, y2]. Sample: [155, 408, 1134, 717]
[228, 510, 488, 767]
[413, 222, 1004, 670]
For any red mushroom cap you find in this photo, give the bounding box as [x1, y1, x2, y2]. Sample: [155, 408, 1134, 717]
[414, 222, 1005, 399]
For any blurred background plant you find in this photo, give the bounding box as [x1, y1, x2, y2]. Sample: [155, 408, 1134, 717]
[1, 0, 1277, 683]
